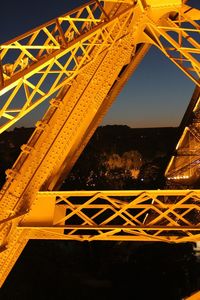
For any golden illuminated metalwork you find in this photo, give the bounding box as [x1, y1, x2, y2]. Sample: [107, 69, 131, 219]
[143, 7, 200, 86]
[0, 0, 199, 289]
[184, 291, 200, 300]
[0, 0, 199, 133]
[166, 87, 200, 184]
[19, 190, 200, 243]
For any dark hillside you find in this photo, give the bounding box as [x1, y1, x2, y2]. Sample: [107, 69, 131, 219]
[62, 125, 178, 190]
[0, 125, 178, 189]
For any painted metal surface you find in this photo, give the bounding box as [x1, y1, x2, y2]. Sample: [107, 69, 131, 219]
[0, 0, 199, 289]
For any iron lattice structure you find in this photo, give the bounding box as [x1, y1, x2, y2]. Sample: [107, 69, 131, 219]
[0, 0, 200, 292]
[20, 190, 200, 243]
[166, 86, 200, 185]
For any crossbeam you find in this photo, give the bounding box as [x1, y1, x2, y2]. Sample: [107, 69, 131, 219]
[17, 189, 200, 243]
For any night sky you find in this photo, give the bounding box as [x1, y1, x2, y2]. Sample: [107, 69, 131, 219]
[0, 0, 199, 128]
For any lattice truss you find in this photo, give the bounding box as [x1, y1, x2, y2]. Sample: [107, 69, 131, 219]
[20, 190, 200, 243]
[166, 88, 200, 183]
[143, 6, 200, 85]
[0, 0, 199, 133]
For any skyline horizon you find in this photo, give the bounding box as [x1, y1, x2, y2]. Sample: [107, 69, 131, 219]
[6, 123, 180, 133]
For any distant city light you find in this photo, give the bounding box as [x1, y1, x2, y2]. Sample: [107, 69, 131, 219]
[167, 175, 190, 180]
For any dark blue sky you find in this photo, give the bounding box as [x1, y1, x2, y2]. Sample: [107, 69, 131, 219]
[0, 0, 199, 128]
